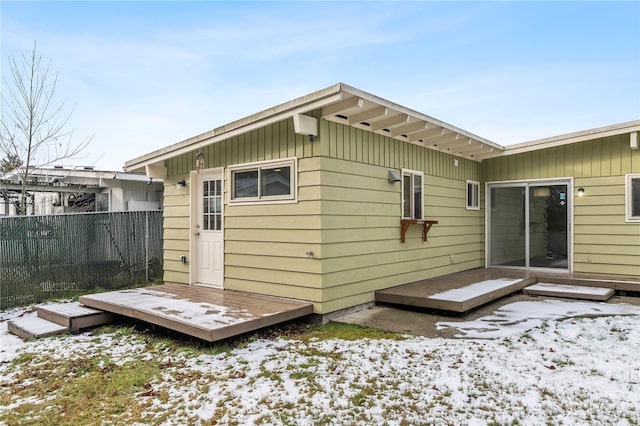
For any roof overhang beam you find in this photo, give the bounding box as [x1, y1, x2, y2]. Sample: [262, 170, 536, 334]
[407, 126, 445, 143]
[370, 114, 410, 132]
[348, 106, 388, 125]
[389, 121, 430, 138]
[322, 96, 363, 117]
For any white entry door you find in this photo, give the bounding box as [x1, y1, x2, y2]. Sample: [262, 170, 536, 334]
[196, 169, 224, 288]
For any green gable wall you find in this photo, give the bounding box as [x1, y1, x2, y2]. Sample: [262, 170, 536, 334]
[161, 114, 484, 313]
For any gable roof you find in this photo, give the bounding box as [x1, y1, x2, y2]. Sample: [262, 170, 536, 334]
[124, 83, 504, 173]
[124, 83, 639, 173]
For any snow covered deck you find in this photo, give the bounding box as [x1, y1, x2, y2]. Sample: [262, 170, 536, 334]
[79, 284, 313, 342]
[375, 268, 640, 313]
[376, 269, 536, 312]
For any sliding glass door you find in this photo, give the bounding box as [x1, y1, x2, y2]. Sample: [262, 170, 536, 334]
[489, 181, 569, 270]
[490, 186, 526, 267]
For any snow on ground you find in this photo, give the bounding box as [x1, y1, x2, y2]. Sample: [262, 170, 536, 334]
[437, 299, 640, 338]
[2, 300, 640, 425]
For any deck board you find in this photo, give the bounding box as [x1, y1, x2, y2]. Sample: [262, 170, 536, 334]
[37, 302, 114, 332]
[376, 269, 536, 312]
[79, 284, 313, 342]
[375, 268, 640, 313]
[8, 316, 68, 341]
[523, 283, 614, 301]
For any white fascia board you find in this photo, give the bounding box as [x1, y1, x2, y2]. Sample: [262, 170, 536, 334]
[502, 120, 640, 156]
[124, 84, 344, 173]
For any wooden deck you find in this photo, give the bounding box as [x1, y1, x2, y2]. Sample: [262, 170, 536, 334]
[375, 268, 640, 313]
[79, 284, 313, 342]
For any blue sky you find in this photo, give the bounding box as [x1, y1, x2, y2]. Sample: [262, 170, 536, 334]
[2, 1, 639, 170]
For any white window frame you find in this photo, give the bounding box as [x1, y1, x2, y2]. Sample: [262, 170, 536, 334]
[466, 180, 480, 210]
[401, 169, 424, 220]
[625, 173, 640, 222]
[228, 157, 297, 205]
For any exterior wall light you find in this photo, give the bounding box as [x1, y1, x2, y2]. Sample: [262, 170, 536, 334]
[196, 152, 204, 172]
[577, 188, 585, 197]
[176, 180, 186, 190]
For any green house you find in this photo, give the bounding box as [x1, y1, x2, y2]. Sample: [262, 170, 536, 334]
[125, 83, 640, 315]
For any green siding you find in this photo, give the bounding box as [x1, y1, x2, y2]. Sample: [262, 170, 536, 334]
[318, 118, 481, 181]
[161, 115, 485, 313]
[160, 116, 639, 313]
[484, 134, 640, 278]
[485, 134, 640, 181]
[318, 157, 484, 312]
[161, 176, 190, 283]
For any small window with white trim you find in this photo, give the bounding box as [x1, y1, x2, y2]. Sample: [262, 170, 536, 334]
[229, 158, 296, 204]
[626, 173, 640, 222]
[466, 180, 480, 210]
[402, 169, 424, 220]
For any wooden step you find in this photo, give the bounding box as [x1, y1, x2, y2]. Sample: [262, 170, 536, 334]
[523, 283, 614, 301]
[8, 316, 68, 341]
[37, 302, 114, 333]
[377, 277, 534, 313]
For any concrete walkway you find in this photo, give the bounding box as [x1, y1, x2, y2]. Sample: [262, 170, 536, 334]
[335, 294, 640, 339]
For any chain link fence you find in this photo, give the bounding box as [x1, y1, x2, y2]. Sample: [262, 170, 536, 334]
[1, 211, 163, 309]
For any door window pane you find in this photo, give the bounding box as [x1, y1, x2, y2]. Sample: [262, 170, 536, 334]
[529, 185, 568, 269]
[490, 184, 568, 270]
[203, 179, 222, 231]
[490, 186, 526, 267]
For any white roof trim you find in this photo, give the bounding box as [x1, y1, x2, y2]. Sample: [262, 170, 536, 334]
[124, 83, 506, 172]
[500, 120, 640, 157]
[123, 82, 638, 171]
[124, 84, 344, 172]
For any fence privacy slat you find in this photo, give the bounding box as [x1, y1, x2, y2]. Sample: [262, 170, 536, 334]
[0, 211, 163, 309]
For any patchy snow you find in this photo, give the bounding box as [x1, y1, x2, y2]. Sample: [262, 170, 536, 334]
[428, 278, 521, 301]
[437, 299, 640, 338]
[83, 288, 255, 327]
[2, 300, 640, 424]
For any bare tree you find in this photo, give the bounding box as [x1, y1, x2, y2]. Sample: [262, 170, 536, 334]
[0, 42, 91, 214]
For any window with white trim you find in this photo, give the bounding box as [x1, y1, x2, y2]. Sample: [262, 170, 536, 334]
[229, 158, 296, 204]
[626, 173, 640, 222]
[402, 169, 424, 220]
[466, 180, 480, 210]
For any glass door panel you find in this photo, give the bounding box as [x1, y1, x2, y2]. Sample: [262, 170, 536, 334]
[490, 186, 526, 267]
[529, 185, 568, 269]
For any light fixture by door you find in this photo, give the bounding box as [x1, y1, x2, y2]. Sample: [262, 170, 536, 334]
[195, 152, 204, 172]
[577, 188, 585, 197]
[176, 180, 186, 189]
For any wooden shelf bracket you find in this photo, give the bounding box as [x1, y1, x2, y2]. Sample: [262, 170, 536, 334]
[400, 219, 438, 243]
